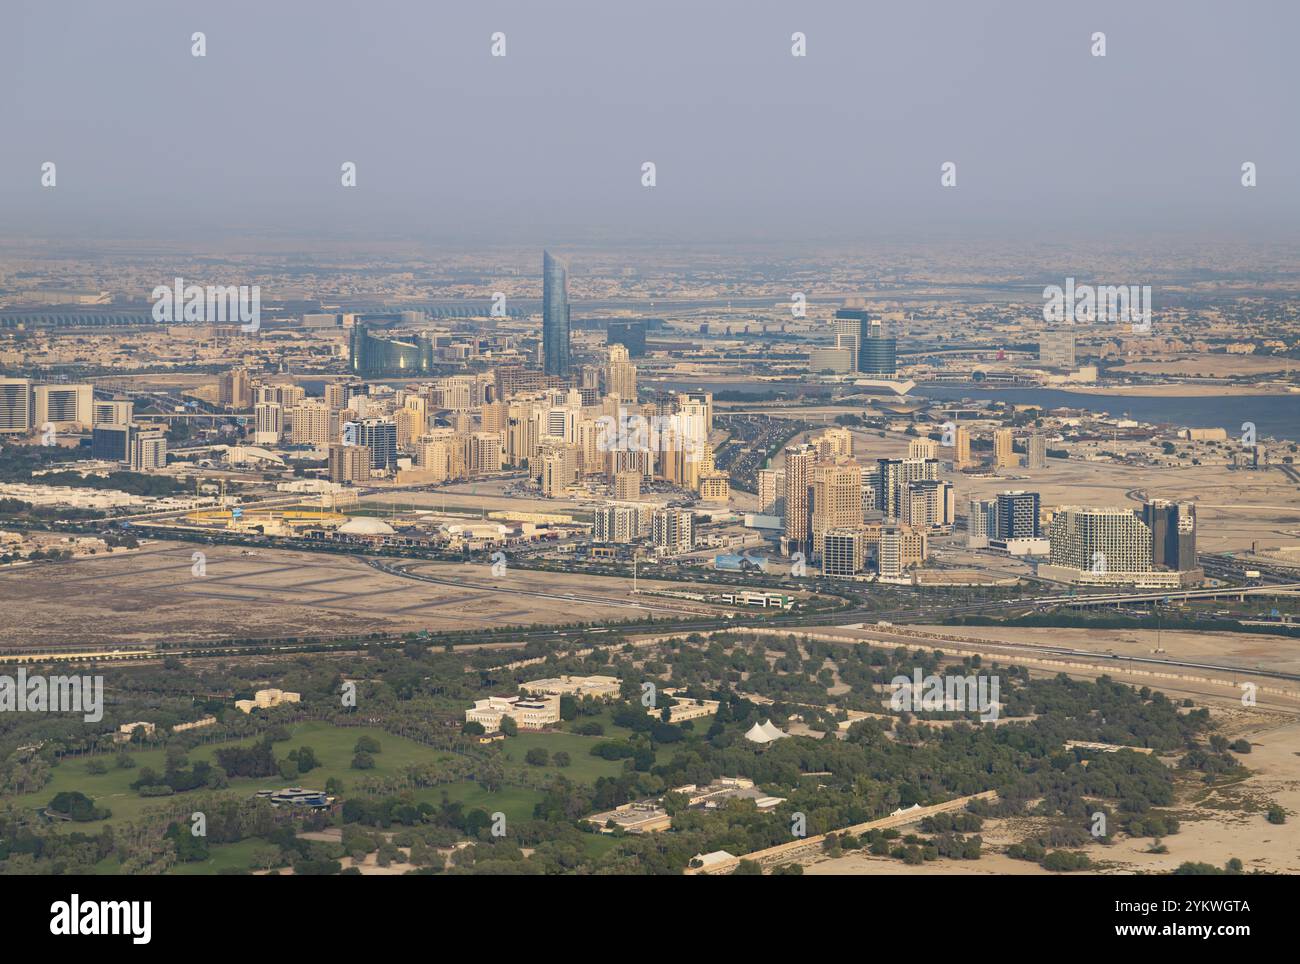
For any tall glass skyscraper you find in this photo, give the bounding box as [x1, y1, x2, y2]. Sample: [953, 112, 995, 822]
[542, 251, 571, 377]
[859, 317, 896, 377]
[833, 308, 896, 377]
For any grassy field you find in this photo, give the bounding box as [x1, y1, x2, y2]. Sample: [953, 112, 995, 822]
[167, 837, 276, 876]
[412, 781, 543, 825]
[491, 704, 695, 784]
[12, 718, 662, 874]
[9, 719, 653, 832]
[499, 730, 632, 784]
[8, 722, 458, 828]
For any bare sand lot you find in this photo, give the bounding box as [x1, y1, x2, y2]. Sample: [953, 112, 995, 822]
[803, 848, 1054, 875]
[0, 541, 733, 650]
[1109, 354, 1297, 379]
[1070, 383, 1296, 398]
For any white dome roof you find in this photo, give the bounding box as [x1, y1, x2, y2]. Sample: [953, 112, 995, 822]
[339, 517, 396, 535]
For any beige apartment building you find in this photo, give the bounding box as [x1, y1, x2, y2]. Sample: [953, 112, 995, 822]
[908, 437, 938, 460]
[613, 469, 642, 501]
[288, 401, 337, 447]
[815, 427, 853, 459]
[698, 471, 730, 503]
[757, 467, 784, 513]
[218, 368, 253, 410]
[469, 432, 504, 475]
[34, 383, 93, 428]
[954, 425, 973, 469]
[328, 443, 371, 484]
[811, 459, 863, 558]
[782, 444, 817, 556]
[994, 428, 1016, 469]
[605, 343, 637, 400]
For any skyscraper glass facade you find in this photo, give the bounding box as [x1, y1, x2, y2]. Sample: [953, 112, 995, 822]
[543, 251, 571, 377]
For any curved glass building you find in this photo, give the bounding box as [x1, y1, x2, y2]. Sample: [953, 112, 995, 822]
[349, 322, 436, 375]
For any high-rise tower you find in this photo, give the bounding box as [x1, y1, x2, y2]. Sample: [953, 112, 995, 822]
[542, 251, 571, 378]
[833, 310, 897, 378]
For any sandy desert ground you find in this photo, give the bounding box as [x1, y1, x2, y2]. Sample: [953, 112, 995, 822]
[0, 540, 737, 650]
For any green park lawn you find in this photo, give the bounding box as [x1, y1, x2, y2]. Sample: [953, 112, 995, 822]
[8, 721, 457, 828]
[8, 718, 657, 834]
[499, 730, 633, 784]
[412, 781, 543, 826]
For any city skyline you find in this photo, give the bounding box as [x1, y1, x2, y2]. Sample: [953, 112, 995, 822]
[1, 0, 1297, 907]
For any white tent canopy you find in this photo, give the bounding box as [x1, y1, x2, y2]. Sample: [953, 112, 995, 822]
[744, 719, 788, 744]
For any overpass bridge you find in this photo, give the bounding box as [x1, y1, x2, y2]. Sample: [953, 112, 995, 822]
[1040, 583, 1300, 608]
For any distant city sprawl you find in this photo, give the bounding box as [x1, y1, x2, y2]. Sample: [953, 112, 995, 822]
[0, 1, 1294, 933]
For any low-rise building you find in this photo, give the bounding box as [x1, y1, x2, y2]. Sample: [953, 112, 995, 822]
[255, 787, 334, 810]
[113, 721, 156, 743]
[235, 688, 301, 714]
[520, 675, 621, 700]
[677, 777, 786, 811]
[172, 716, 217, 733]
[465, 694, 561, 732]
[652, 693, 719, 723]
[585, 801, 673, 834]
[582, 777, 784, 835]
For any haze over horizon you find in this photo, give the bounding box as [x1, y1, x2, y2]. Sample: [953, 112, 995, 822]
[3, 0, 1298, 246]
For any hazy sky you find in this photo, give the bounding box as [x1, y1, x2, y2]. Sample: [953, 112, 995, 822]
[2, 0, 1297, 245]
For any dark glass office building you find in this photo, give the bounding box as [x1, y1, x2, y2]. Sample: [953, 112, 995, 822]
[542, 251, 571, 377]
[607, 320, 646, 356]
[834, 309, 897, 377]
[1142, 500, 1197, 571]
[92, 424, 132, 463]
[996, 490, 1040, 539]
